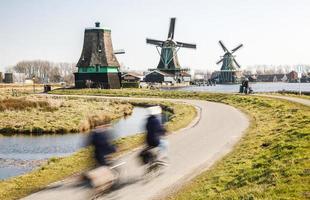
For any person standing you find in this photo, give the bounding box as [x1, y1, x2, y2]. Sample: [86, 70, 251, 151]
[243, 78, 249, 94]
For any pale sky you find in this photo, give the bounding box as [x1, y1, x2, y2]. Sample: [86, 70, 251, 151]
[0, 0, 309, 72]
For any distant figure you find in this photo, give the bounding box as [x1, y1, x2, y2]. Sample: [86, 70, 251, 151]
[243, 78, 249, 94]
[88, 124, 116, 166]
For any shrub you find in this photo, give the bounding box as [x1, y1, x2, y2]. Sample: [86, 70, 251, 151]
[121, 82, 140, 88]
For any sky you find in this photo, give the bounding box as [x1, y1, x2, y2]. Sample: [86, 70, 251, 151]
[0, 0, 309, 72]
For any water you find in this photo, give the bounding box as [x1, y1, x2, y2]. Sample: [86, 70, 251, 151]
[176, 82, 310, 93]
[0, 107, 168, 180]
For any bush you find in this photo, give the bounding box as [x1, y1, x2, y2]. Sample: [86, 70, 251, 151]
[121, 82, 140, 88]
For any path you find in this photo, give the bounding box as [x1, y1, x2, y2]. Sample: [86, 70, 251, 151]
[256, 94, 310, 106]
[23, 96, 249, 200]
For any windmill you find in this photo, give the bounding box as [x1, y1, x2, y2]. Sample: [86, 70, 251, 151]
[75, 22, 124, 89]
[146, 18, 196, 73]
[216, 40, 243, 70]
[216, 40, 243, 83]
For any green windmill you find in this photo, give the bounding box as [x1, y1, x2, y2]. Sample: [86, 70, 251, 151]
[146, 18, 196, 76]
[216, 40, 243, 83]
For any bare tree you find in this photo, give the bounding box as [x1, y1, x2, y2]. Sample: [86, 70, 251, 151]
[10, 60, 77, 84]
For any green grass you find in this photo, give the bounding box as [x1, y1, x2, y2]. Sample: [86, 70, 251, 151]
[167, 96, 309, 200]
[50, 89, 310, 199]
[263, 92, 310, 100]
[0, 99, 196, 200]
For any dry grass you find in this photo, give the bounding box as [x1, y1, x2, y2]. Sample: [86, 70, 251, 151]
[0, 98, 56, 112]
[0, 95, 133, 135]
[0, 83, 62, 96]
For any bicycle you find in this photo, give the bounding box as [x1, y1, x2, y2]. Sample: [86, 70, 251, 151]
[139, 147, 168, 179]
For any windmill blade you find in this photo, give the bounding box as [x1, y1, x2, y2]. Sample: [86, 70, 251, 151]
[146, 38, 164, 46]
[233, 58, 241, 68]
[231, 44, 243, 53]
[113, 49, 125, 54]
[216, 58, 224, 64]
[176, 41, 197, 49]
[219, 40, 228, 52]
[167, 18, 176, 39]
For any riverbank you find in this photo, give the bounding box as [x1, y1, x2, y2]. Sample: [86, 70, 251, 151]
[0, 95, 133, 135]
[0, 98, 197, 200]
[49, 89, 309, 199]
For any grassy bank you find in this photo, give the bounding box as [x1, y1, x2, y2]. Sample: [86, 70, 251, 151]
[50, 89, 309, 199]
[0, 99, 197, 200]
[168, 96, 309, 200]
[264, 92, 310, 100]
[0, 95, 133, 135]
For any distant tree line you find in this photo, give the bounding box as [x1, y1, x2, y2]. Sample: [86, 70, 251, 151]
[242, 65, 310, 75]
[8, 60, 77, 83]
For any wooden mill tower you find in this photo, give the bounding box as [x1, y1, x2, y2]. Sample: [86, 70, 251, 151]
[74, 22, 124, 89]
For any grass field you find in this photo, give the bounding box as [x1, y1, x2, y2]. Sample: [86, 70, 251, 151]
[0, 83, 63, 96]
[49, 89, 309, 199]
[264, 92, 310, 100]
[0, 95, 197, 200]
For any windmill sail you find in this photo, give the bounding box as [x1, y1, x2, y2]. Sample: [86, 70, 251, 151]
[231, 44, 243, 53]
[146, 38, 164, 46]
[176, 41, 197, 49]
[167, 18, 176, 39]
[219, 40, 228, 52]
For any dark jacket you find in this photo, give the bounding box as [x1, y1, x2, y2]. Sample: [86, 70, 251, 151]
[243, 80, 249, 88]
[89, 128, 116, 166]
[146, 115, 166, 147]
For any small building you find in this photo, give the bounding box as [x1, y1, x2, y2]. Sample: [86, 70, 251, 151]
[180, 71, 191, 83]
[256, 74, 288, 82]
[301, 73, 310, 83]
[144, 70, 175, 83]
[4, 73, 13, 83]
[287, 71, 298, 82]
[121, 72, 143, 82]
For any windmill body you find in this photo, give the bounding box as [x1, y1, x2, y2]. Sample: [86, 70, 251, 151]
[216, 41, 243, 84]
[145, 18, 196, 83]
[221, 53, 236, 71]
[74, 22, 124, 89]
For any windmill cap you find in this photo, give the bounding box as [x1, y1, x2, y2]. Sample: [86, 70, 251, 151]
[95, 22, 100, 27]
[147, 106, 162, 115]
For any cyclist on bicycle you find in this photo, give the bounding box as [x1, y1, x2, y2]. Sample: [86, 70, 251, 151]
[145, 106, 168, 161]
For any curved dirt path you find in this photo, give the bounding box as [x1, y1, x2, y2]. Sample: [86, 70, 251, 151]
[255, 94, 310, 106]
[23, 96, 249, 200]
